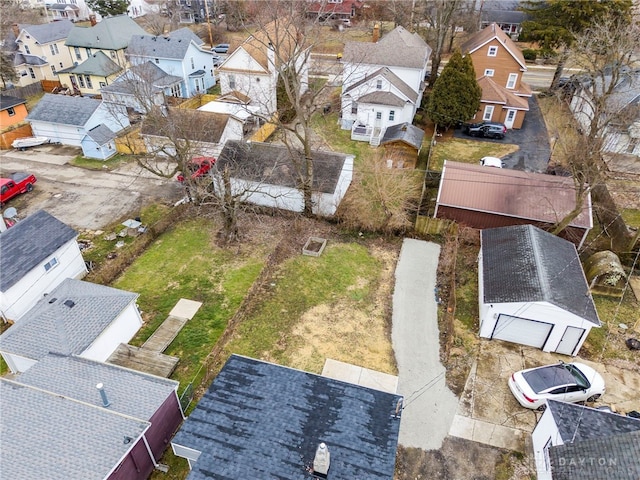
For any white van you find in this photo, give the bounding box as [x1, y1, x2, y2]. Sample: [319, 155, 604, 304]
[479, 156, 504, 168]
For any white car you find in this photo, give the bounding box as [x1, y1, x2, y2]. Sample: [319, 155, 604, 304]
[479, 156, 504, 168]
[508, 362, 605, 411]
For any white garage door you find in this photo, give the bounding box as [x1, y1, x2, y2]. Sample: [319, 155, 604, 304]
[491, 314, 553, 349]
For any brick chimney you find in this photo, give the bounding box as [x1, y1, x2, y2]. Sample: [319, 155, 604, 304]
[89, 14, 97, 26]
[12, 23, 19, 38]
[372, 22, 380, 43]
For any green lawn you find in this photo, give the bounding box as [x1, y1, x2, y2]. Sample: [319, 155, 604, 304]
[311, 111, 380, 164]
[428, 137, 519, 171]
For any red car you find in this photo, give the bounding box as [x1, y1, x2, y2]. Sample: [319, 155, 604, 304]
[0, 172, 37, 206]
[176, 157, 215, 183]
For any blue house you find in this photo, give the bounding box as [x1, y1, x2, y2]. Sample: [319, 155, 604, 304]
[127, 28, 216, 98]
[81, 124, 117, 160]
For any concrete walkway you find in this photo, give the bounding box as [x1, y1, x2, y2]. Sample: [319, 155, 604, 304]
[392, 238, 458, 450]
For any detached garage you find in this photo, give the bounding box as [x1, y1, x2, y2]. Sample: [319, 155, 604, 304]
[478, 225, 600, 356]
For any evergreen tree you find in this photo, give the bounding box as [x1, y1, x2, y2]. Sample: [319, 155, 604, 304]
[86, 0, 130, 17]
[0, 51, 18, 89]
[427, 49, 480, 129]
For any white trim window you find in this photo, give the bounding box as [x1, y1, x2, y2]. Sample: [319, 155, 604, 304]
[488, 46, 498, 56]
[376, 79, 382, 89]
[389, 110, 395, 121]
[506, 73, 518, 89]
[44, 257, 59, 272]
[484, 69, 495, 77]
[483, 105, 494, 121]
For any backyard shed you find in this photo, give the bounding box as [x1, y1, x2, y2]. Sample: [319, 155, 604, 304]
[380, 122, 425, 169]
[479, 225, 600, 355]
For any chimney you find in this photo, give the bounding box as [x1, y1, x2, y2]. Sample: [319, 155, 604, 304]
[313, 443, 330, 478]
[96, 383, 111, 407]
[89, 14, 97, 26]
[12, 23, 19, 38]
[372, 23, 380, 43]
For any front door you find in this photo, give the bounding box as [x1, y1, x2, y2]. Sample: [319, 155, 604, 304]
[505, 109, 517, 129]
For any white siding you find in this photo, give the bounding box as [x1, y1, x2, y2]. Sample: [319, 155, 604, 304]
[80, 302, 142, 362]
[531, 408, 564, 480]
[0, 352, 38, 373]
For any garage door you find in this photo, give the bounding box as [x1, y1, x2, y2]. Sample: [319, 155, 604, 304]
[491, 314, 553, 349]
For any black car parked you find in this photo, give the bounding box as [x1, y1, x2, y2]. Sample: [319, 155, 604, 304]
[463, 121, 507, 139]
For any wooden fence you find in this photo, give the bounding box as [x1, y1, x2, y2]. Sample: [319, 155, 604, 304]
[1, 82, 42, 99]
[0, 124, 33, 150]
[115, 127, 147, 155]
[250, 115, 278, 142]
[178, 94, 218, 109]
[415, 215, 457, 236]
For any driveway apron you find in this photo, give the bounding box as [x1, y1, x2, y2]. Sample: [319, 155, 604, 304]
[392, 238, 458, 450]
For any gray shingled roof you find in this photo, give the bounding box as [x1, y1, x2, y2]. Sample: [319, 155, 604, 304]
[171, 355, 402, 479]
[547, 400, 640, 443]
[0, 95, 26, 110]
[481, 225, 600, 324]
[26, 93, 102, 126]
[217, 140, 349, 194]
[13, 52, 47, 66]
[549, 430, 640, 480]
[128, 32, 198, 60]
[344, 67, 419, 103]
[100, 61, 182, 95]
[67, 51, 122, 76]
[381, 122, 425, 149]
[65, 14, 146, 49]
[358, 90, 407, 107]
[17, 19, 74, 44]
[84, 123, 116, 144]
[0, 379, 149, 480]
[0, 210, 77, 291]
[0, 278, 138, 361]
[344, 25, 431, 69]
[170, 27, 204, 45]
[16, 353, 179, 420]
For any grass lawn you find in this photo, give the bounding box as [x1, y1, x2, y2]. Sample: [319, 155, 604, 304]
[311, 111, 379, 164]
[428, 136, 519, 171]
[69, 153, 132, 171]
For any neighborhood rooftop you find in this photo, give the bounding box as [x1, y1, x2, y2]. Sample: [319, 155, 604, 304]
[65, 14, 146, 49]
[17, 19, 74, 44]
[26, 94, 103, 126]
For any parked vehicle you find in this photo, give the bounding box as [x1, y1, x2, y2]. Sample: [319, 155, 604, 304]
[212, 43, 229, 54]
[211, 55, 223, 67]
[508, 361, 605, 411]
[479, 156, 504, 168]
[176, 157, 215, 183]
[463, 122, 507, 139]
[0, 172, 37, 206]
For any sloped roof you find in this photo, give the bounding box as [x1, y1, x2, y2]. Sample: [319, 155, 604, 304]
[0, 379, 149, 480]
[67, 51, 122, 76]
[0, 278, 138, 361]
[461, 22, 526, 71]
[0, 210, 77, 291]
[437, 161, 593, 229]
[381, 122, 425, 149]
[169, 27, 203, 45]
[17, 19, 74, 44]
[65, 14, 146, 50]
[217, 140, 349, 194]
[84, 123, 116, 144]
[481, 10, 526, 25]
[26, 93, 102, 126]
[344, 66, 419, 103]
[481, 225, 599, 324]
[0, 95, 26, 111]
[16, 353, 178, 421]
[477, 75, 529, 109]
[128, 32, 198, 60]
[358, 90, 406, 107]
[344, 26, 432, 69]
[100, 61, 182, 94]
[13, 52, 47, 67]
[171, 354, 402, 479]
[140, 107, 231, 144]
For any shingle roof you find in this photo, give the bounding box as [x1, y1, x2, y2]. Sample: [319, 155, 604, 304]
[67, 51, 122, 76]
[65, 14, 146, 50]
[100, 61, 182, 95]
[481, 10, 527, 25]
[140, 107, 230, 144]
[171, 355, 402, 479]
[344, 66, 419, 103]
[13, 52, 47, 66]
[217, 140, 349, 194]
[437, 161, 593, 229]
[481, 225, 599, 324]
[344, 26, 432, 69]
[17, 19, 74, 44]
[381, 122, 425, 149]
[26, 93, 102, 126]
[0, 278, 138, 361]
[547, 400, 640, 443]
[477, 75, 530, 109]
[16, 353, 178, 420]
[84, 123, 116, 144]
[0, 95, 26, 110]
[461, 22, 526, 70]
[170, 27, 204, 45]
[0, 379, 149, 480]
[549, 430, 640, 480]
[0, 210, 77, 291]
[128, 32, 198, 60]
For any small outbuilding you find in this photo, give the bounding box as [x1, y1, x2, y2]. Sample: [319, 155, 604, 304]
[479, 225, 600, 355]
[380, 122, 425, 169]
[81, 124, 117, 160]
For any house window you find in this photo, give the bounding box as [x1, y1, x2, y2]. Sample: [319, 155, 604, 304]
[85, 75, 92, 88]
[506, 73, 518, 89]
[543, 438, 552, 471]
[44, 257, 59, 272]
[483, 105, 494, 121]
[59, 62, 63, 68]
[28, 68, 35, 79]
[25, 45, 31, 54]
[99, 81, 106, 87]
[191, 57, 194, 69]
[488, 46, 498, 56]
[50, 44, 58, 55]
[7, 107, 15, 117]
[484, 69, 494, 77]
[171, 84, 181, 96]
[376, 79, 382, 89]
[86, 48, 91, 56]
[376, 111, 382, 120]
[155, 58, 159, 64]
[627, 138, 638, 154]
[351, 101, 357, 114]
[110, 51, 116, 59]
[74, 47, 81, 60]
[229, 74, 236, 90]
[51, 65, 57, 75]
[78, 75, 85, 88]
[389, 110, 395, 121]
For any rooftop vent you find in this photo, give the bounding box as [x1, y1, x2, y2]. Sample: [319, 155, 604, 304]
[63, 300, 75, 308]
[48, 297, 58, 304]
[96, 383, 110, 407]
[313, 442, 330, 478]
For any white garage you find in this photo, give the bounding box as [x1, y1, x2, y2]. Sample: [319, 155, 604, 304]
[478, 225, 600, 356]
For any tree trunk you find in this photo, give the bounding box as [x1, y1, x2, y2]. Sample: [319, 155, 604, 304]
[220, 169, 239, 243]
[550, 51, 568, 91]
[429, 52, 441, 87]
[592, 183, 632, 253]
[301, 124, 314, 217]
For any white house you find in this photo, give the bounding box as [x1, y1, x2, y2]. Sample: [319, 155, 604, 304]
[0, 210, 86, 323]
[479, 225, 600, 355]
[26, 94, 130, 147]
[531, 400, 640, 480]
[341, 25, 431, 144]
[217, 19, 310, 117]
[127, 28, 217, 98]
[216, 140, 354, 217]
[0, 278, 142, 373]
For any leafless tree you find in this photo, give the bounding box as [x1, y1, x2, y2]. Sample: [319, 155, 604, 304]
[1, 1, 46, 35]
[137, 12, 174, 36]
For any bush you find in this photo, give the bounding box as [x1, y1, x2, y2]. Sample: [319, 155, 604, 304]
[522, 48, 537, 61]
